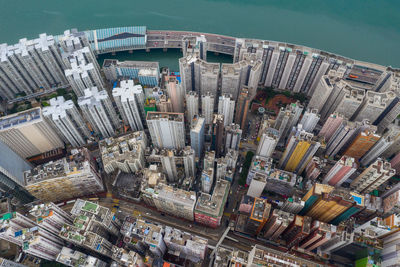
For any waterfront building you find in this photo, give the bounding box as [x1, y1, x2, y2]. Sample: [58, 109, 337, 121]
[0, 43, 34, 97]
[146, 112, 185, 149]
[199, 61, 220, 98]
[256, 127, 279, 158]
[24, 148, 104, 202]
[318, 79, 365, 121]
[308, 69, 345, 112]
[100, 131, 147, 174]
[299, 108, 320, 132]
[201, 92, 215, 124]
[322, 156, 357, 187]
[112, 80, 145, 131]
[194, 179, 230, 228]
[186, 91, 199, 123]
[179, 55, 219, 97]
[167, 76, 185, 113]
[78, 87, 120, 138]
[0, 107, 63, 158]
[351, 159, 395, 194]
[218, 94, 235, 127]
[182, 35, 207, 60]
[190, 116, 205, 158]
[220, 62, 248, 101]
[60, 41, 98, 70]
[65, 57, 104, 97]
[85, 26, 147, 54]
[43, 96, 90, 147]
[0, 34, 67, 99]
[103, 59, 159, 86]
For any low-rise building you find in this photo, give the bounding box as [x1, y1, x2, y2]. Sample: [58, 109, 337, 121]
[164, 226, 208, 262]
[214, 246, 248, 267]
[0, 212, 36, 246]
[15, 226, 64, 261]
[100, 131, 147, 174]
[111, 246, 145, 267]
[29, 203, 73, 235]
[120, 217, 166, 257]
[147, 146, 196, 183]
[247, 156, 296, 197]
[24, 148, 104, 203]
[141, 183, 196, 221]
[194, 179, 230, 228]
[56, 247, 108, 267]
[70, 199, 122, 236]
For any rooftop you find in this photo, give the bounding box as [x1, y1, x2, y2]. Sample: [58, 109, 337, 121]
[151, 183, 196, 206]
[250, 198, 271, 222]
[146, 112, 184, 122]
[195, 179, 230, 217]
[42, 96, 76, 121]
[121, 217, 163, 246]
[0, 107, 42, 131]
[103, 59, 159, 69]
[100, 131, 146, 167]
[164, 226, 207, 252]
[24, 148, 92, 185]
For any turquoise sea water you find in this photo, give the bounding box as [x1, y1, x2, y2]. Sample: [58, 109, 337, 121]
[0, 0, 399, 67]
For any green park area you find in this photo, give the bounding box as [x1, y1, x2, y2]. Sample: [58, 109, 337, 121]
[8, 88, 77, 114]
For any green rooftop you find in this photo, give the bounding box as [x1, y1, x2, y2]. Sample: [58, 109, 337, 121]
[82, 202, 98, 213]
